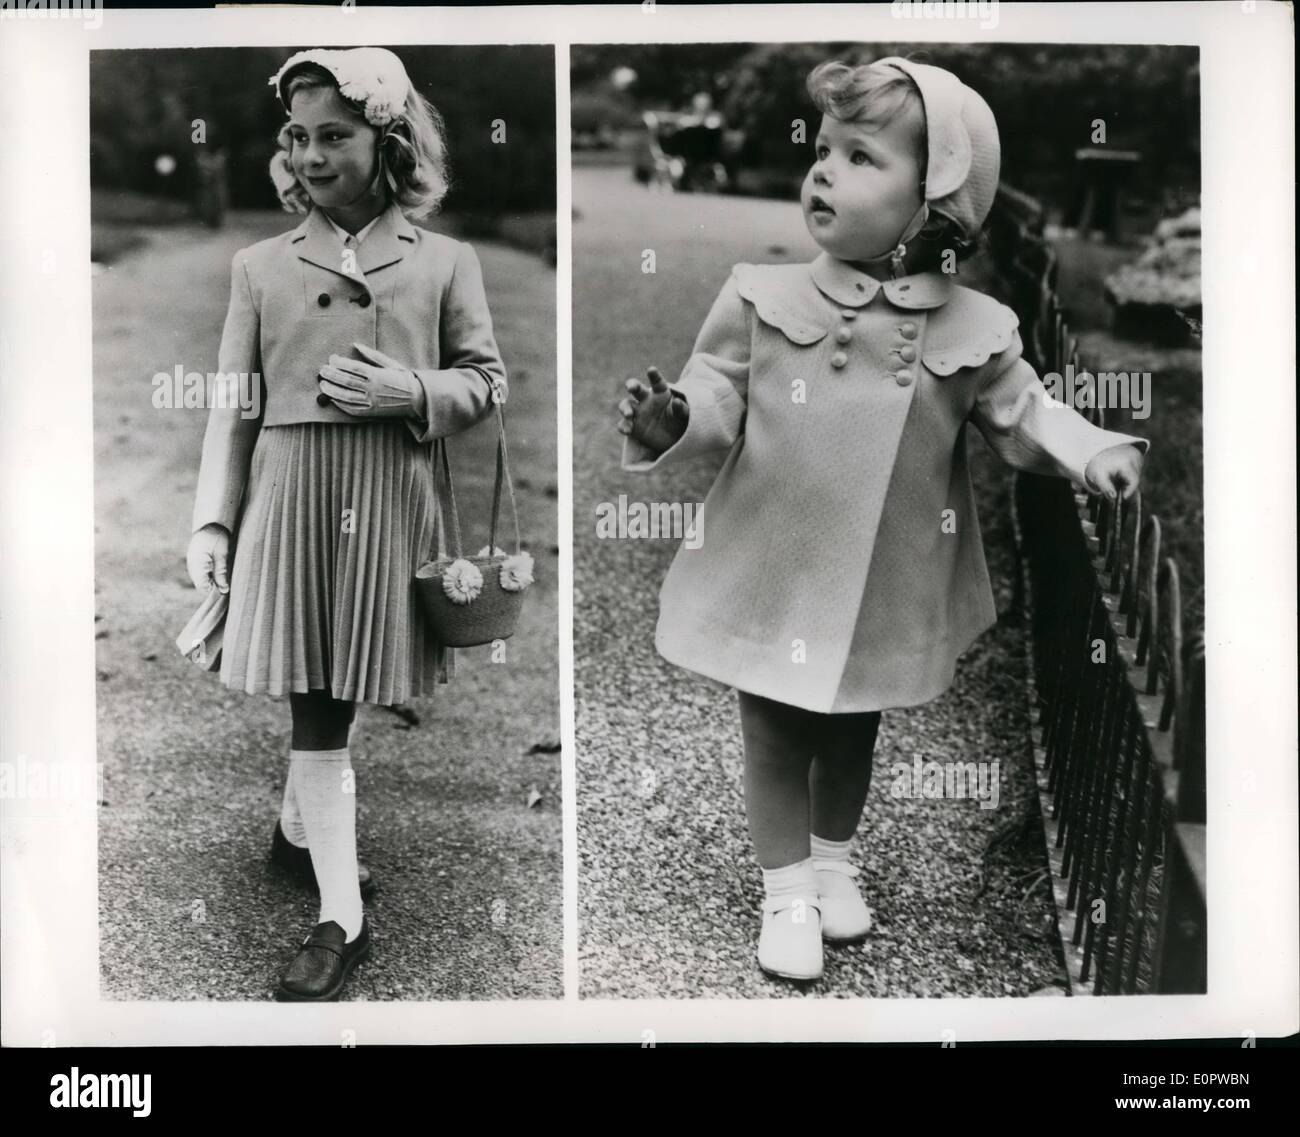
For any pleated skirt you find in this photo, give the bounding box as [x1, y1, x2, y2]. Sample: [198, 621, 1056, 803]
[220, 421, 454, 706]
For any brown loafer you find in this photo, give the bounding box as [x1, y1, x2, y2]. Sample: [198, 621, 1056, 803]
[274, 918, 371, 1002]
[269, 820, 376, 900]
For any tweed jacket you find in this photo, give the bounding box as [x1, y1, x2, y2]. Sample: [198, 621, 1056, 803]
[622, 252, 1150, 714]
[192, 201, 507, 534]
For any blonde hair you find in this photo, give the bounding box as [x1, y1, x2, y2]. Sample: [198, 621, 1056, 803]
[806, 60, 923, 137]
[268, 61, 450, 219]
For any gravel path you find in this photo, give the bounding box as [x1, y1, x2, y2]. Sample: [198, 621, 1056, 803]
[573, 166, 1066, 998]
[94, 211, 561, 1001]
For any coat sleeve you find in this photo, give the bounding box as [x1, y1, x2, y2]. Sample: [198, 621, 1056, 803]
[192, 250, 265, 534]
[406, 242, 507, 444]
[969, 327, 1150, 490]
[622, 270, 751, 472]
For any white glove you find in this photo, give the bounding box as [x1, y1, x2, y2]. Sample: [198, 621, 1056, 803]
[187, 523, 231, 593]
[317, 342, 428, 419]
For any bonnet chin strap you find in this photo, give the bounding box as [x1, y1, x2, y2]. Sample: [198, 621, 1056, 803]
[857, 201, 931, 279]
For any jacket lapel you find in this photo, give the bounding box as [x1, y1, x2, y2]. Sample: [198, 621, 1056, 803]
[292, 202, 416, 285]
[357, 203, 417, 276]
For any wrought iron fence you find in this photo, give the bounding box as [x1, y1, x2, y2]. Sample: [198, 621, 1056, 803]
[991, 185, 1206, 995]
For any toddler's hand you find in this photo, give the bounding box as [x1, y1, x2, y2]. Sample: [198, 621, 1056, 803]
[187, 523, 231, 593]
[1084, 443, 1145, 502]
[616, 366, 688, 453]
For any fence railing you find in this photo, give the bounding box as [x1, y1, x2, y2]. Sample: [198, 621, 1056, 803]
[990, 185, 1206, 995]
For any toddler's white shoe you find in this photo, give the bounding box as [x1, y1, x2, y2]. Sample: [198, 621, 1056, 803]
[814, 859, 872, 943]
[756, 894, 824, 981]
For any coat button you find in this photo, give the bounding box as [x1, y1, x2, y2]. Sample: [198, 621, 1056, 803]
[840, 309, 858, 320]
[835, 326, 853, 345]
[317, 293, 331, 307]
[899, 345, 917, 362]
[899, 323, 918, 339]
[895, 370, 914, 386]
[355, 293, 372, 308]
[830, 351, 848, 369]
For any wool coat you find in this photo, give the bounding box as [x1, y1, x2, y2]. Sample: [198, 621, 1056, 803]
[192, 201, 507, 534]
[622, 252, 1149, 714]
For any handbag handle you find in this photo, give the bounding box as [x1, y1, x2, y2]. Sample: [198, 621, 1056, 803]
[427, 394, 521, 562]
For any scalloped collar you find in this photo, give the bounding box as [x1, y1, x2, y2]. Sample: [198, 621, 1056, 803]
[810, 252, 955, 310]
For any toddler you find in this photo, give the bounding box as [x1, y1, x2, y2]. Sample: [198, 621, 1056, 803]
[616, 57, 1148, 981]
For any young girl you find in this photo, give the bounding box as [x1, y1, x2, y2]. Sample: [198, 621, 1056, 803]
[185, 47, 507, 1000]
[616, 57, 1149, 982]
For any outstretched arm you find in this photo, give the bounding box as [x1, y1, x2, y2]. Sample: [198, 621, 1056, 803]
[969, 329, 1149, 499]
[620, 269, 751, 472]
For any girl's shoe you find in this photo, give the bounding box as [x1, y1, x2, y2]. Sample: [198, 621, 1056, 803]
[269, 820, 377, 900]
[757, 894, 824, 981]
[814, 859, 871, 943]
[274, 918, 371, 1002]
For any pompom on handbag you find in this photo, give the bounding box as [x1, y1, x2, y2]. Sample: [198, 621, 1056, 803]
[414, 394, 534, 647]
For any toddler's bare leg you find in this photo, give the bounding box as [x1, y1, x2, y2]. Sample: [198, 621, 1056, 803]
[809, 710, 882, 842]
[737, 691, 819, 869]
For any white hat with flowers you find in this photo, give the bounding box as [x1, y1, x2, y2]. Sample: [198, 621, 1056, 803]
[269, 46, 412, 127]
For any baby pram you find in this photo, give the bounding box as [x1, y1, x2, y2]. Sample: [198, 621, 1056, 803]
[633, 109, 730, 193]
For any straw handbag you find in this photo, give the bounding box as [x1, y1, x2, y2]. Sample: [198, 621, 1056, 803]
[414, 398, 533, 647]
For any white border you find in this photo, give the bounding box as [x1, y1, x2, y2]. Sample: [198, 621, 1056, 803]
[0, 2, 1294, 1045]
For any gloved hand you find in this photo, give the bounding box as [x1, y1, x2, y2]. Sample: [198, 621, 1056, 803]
[317, 342, 428, 419]
[187, 523, 231, 593]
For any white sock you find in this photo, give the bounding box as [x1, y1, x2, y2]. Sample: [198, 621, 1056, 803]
[287, 717, 359, 847]
[761, 857, 818, 901]
[810, 834, 852, 865]
[279, 754, 308, 848]
[289, 747, 363, 941]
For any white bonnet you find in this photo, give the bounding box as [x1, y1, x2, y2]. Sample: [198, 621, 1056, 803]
[875, 56, 1001, 240]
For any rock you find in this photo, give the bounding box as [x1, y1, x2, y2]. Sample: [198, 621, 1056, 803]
[1104, 207, 1201, 343]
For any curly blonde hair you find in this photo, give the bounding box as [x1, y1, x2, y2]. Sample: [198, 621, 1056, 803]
[268, 61, 450, 219]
